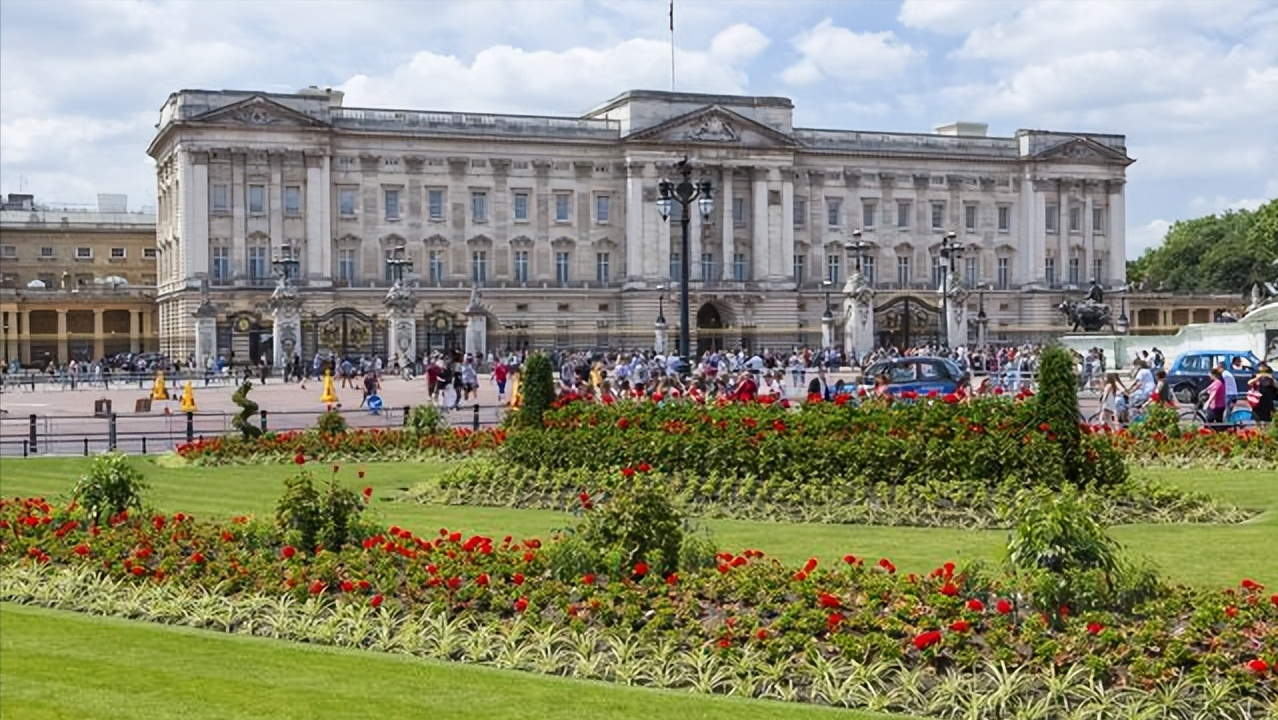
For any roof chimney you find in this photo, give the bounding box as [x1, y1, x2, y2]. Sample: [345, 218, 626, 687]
[935, 122, 988, 137]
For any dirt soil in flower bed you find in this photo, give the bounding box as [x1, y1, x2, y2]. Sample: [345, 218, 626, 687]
[2, 497, 1275, 719]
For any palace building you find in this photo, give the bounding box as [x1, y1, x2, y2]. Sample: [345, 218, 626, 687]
[148, 87, 1137, 364]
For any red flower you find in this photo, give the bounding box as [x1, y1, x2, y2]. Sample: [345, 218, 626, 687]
[370, 594, 383, 608]
[581, 573, 596, 586]
[803, 557, 818, 573]
[817, 592, 841, 609]
[621, 467, 635, 478]
[294, 453, 306, 465]
[772, 419, 786, 432]
[1248, 658, 1270, 674]
[842, 554, 858, 565]
[308, 580, 325, 595]
[1225, 606, 1238, 618]
[826, 612, 844, 630]
[949, 620, 970, 633]
[792, 570, 808, 581]
[341, 580, 354, 592]
[1241, 578, 1264, 591]
[966, 599, 985, 612]
[995, 599, 1013, 615]
[717, 637, 731, 649]
[363, 486, 373, 498]
[73, 544, 90, 556]
[878, 558, 896, 574]
[282, 545, 296, 559]
[1058, 605, 1070, 618]
[476, 573, 490, 587]
[513, 597, 529, 613]
[651, 392, 664, 402]
[1271, 594, 1278, 608]
[666, 573, 679, 586]
[913, 630, 943, 650]
[617, 417, 630, 429]
[512, 573, 525, 586]
[633, 562, 649, 577]
[1087, 622, 1104, 635]
[942, 392, 959, 404]
[447, 576, 462, 590]
[940, 582, 959, 597]
[637, 462, 652, 473]
[756, 628, 769, 641]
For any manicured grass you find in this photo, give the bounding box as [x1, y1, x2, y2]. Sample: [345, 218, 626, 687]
[0, 457, 1274, 587]
[0, 603, 890, 720]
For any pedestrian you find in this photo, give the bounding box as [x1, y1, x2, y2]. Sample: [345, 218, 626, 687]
[493, 358, 508, 402]
[1099, 372, 1125, 427]
[1203, 367, 1228, 424]
[1247, 362, 1276, 426]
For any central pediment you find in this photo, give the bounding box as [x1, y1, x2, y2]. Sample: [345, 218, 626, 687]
[186, 96, 330, 129]
[624, 105, 799, 149]
[1032, 137, 1132, 165]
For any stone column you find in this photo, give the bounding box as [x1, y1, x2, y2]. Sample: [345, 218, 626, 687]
[93, 310, 105, 360]
[1107, 180, 1126, 286]
[184, 152, 210, 285]
[1083, 184, 1095, 286]
[720, 166, 735, 281]
[654, 316, 668, 354]
[130, 310, 142, 353]
[305, 154, 332, 287]
[56, 310, 68, 364]
[781, 168, 795, 286]
[843, 277, 875, 360]
[751, 166, 769, 282]
[19, 309, 31, 365]
[231, 151, 247, 281]
[624, 161, 646, 285]
[688, 188, 702, 283]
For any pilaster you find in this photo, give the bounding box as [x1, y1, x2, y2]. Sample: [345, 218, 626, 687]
[751, 166, 769, 282]
[720, 166, 735, 281]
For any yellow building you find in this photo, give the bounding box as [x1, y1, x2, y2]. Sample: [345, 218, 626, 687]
[0, 194, 159, 366]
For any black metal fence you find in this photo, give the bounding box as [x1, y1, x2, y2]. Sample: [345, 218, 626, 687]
[0, 403, 505, 458]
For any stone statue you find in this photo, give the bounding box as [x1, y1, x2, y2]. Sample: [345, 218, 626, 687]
[1085, 279, 1104, 305]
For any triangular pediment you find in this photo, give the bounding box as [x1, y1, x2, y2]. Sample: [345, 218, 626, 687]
[1034, 137, 1131, 165]
[188, 96, 330, 128]
[625, 105, 799, 149]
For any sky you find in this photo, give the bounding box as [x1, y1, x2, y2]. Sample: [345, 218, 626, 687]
[0, 0, 1275, 260]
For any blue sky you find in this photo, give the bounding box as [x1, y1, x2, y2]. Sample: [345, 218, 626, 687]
[1, 0, 1274, 259]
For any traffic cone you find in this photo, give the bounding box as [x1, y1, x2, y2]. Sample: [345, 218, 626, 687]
[320, 369, 338, 403]
[179, 381, 197, 412]
[151, 371, 168, 401]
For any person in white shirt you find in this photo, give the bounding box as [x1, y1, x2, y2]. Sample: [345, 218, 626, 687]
[1130, 359, 1156, 407]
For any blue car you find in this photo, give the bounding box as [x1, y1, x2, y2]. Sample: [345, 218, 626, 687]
[1164, 350, 1260, 404]
[859, 357, 969, 397]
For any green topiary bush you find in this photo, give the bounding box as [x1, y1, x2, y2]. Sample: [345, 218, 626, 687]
[316, 410, 348, 435]
[404, 404, 446, 434]
[511, 352, 556, 429]
[1034, 344, 1084, 485]
[72, 452, 149, 524]
[231, 381, 262, 440]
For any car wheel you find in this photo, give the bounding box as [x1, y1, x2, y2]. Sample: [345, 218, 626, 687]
[1174, 384, 1197, 405]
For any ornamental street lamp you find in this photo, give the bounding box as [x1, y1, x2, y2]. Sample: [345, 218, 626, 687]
[385, 245, 413, 286]
[1116, 296, 1129, 334]
[655, 284, 667, 325]
[272, 244, 300, 284]
[976, 287, 990, 347]
[844, 230, 870, 274]
[821, 279, 834, 318]
[939, 231, 965, 347]
[656, 157, 713, 361]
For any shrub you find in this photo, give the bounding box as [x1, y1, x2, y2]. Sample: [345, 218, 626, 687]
[275, 470, 322, 551]
[231, 381, 262, 440]
[1034, 345, 1083, 484]
[72, 452, 148, 524]
[317, 410, 348, 436]
[1005, 486, 1162, 617]
[511, 353, 555, 429]
[404, 404, 446, 434]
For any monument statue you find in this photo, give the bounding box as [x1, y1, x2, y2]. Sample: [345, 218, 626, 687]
[1085, 279, 1104, 305]
[1058, 279, 1114, 332]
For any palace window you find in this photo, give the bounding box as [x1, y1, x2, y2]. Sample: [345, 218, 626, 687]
[596, 252, 610, 284]
[211, 247, 230, 285]
[793, 198, 806, 227]
[793, 254, 806, 285]
[700, 253, 714, 283]
[862, 256, 876, 285]
[428, 189, 445, 221]
[826, 254, 841, 285]
[337, 249, 356, 286]
[211, 184, 229, 213]
[555, 251, 571, 286]
[1093, 207, 1106, 235]
[1068, 256, 1081, 286]
[384, 189, 400, 221]
[997, 257, 1010, 289]
[554, 193, 572, 222]
[513, 250, 528, 285]
[862, 200, 877, 229]
[1045, 203, 1059, 233]
[732, 253, 748, 281]
[513, 192, 529, 221]
[471, 250, 488, 285]
[471, 191, 488, 222]
[338, 188, 357, 217]
[1045, 257, 1057, 285]
[997, 205, 1010, 232]
[284, 186, 302, 215]
[896, 256, 911, 285]
[964, 204, 977, 232]
[248, 185, 265, 214]
[1068, 205, 1082, 233]
[897, 201, 911, 228]
[930, 201, 945, 230]
[428, 251, 445, 285]
[248, 246, 268, 283]
[595, 195, 610, 224]
[826, 197, 842, 227]
[733, 197, 746, 225]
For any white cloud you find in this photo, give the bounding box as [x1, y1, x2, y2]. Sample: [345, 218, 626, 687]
[340, 24, 770, 115]
[781, 19, 924, 85]
[897, 0, 1017, 35]
[1128, 219, 1171, 258]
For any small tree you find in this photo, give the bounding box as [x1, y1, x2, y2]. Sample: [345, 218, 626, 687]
[513, 352, 556, 428]
[1034, 344, 1082, 485]
[275, 468, 368, 553]
[73, 452, 149, 524]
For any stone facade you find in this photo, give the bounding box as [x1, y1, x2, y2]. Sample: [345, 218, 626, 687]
[147, 87, 1137, 364]
[0, 199, 159, 365]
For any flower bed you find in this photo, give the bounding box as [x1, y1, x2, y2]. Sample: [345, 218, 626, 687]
[176, 426, 505, 465]
[418, 461, 1249, 528]
[3, 496, 1275, 719]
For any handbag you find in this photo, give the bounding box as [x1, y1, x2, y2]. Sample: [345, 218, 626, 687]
[1247, 388, 1263, 407]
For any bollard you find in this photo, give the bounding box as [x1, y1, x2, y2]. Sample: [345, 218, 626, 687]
[108, 413, 118, 451]
[83, 437, 89, 456]
[404, 406, 411, 426]
[185, 411, 194, 443]
[260, 409, 267, 433]
[472, 403, 480, 431]
[22, 439, 28, 457]
[141, 436, 148, 454]
[28, 413, 37, 454]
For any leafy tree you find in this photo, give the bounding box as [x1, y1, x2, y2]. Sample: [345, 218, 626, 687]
[1034, 345, 1083, 485]
[512, 352, 556, 428]
[1127, 199, 1278, 295]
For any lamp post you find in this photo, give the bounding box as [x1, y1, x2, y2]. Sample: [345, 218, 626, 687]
[1116, 295, 1129, 335]
[385, 245, 412, 286]
[653, 284, 668, 355]
[821, 280, 835, 350]
[656, 157, 713, 361]
[272, 244, 300, 285]
[844, 230, 870, 274]
[976, 288, 989, 347]
[656, 285, 667, 325]
[939, 231, 965, 347]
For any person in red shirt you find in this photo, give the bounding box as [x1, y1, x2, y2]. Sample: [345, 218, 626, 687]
[425, 360, 442, 403]
[734, 371, 758, 401]
[493, 359, 509, 402]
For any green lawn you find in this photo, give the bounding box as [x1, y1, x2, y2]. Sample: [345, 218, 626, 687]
[0, 457, 1274, 587]
[0, 603, 890, 720]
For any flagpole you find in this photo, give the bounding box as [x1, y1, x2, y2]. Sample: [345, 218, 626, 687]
[669, 0, 675, 91]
